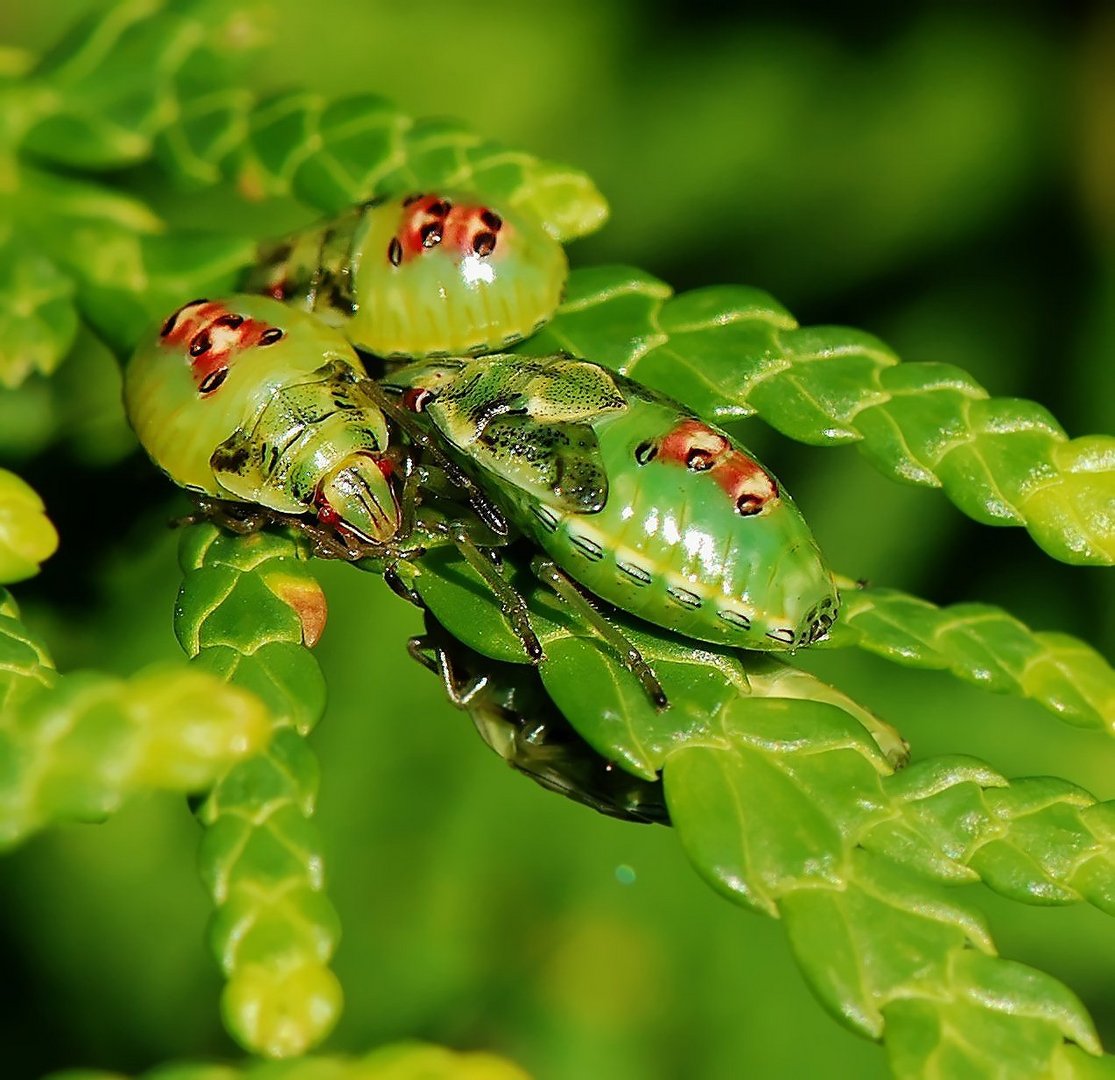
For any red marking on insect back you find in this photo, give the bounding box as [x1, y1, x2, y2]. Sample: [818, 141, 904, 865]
[442, 204, 503, 258]
[657, 420, 778, 515]
[391, 194, 506, 264]
[658, 420, 731, 470]
[160, 300, 221, 345]
[711, 452, 778, 516]
[160, 300, 285, 394]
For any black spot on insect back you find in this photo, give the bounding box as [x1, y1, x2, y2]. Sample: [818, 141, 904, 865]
[473, 232, 497, 257]
[686, 448, 715, 471]
[427, 200, 451, 218]
[198, 367, 228, 394]
[480, 209, 503, 231]
[213, 313, 244, 329]
[161, 298, 207, 337]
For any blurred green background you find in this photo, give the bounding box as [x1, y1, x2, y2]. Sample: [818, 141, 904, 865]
[1, 2, 1113, 1078]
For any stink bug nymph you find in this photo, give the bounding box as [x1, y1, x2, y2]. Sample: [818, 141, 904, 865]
[124, 295, 400, 545]
[387, 353, 840, 652]
[249, 191, 568, 360]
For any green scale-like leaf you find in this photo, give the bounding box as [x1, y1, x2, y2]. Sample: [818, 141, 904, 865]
[175, 524, 338, 1058]
[167, 90, 607, 241]
[827, 577, 1115, 732]
[382, 547, 907, 774]
[399, 545, 1115, 910]
[0, 0, 607, 384]
[44, 1041, 532, 1080]
[0, 248, 78, 388]
[401, 542, 1112, 754]
[0, 586, 56, 713]
[378, 546, 1115, 1073]
[663, 697, 1110, 1077]
[0, 469, 58, 583]
[18, 0, 261, 170]
[518, 267, 1115, 565]
[868, 759, 1115, 912]
[0, 2, 269, 363]
[0, 587, 269, 848]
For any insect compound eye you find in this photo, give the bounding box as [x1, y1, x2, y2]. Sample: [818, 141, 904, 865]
[420, 223, 443, 248]
[189, 330, 211, 357]
[735, 493, 764, 516]
[634, 440, 659, 465]
[258, 327, 284, 346]
[686, 448, 716, 471]
[402, 387, 433, 413]
[198, 367, 229, 395]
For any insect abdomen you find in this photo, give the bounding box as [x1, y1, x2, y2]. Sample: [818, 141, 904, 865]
[515, 396, 838, 651]
[530, 504, 757, 645]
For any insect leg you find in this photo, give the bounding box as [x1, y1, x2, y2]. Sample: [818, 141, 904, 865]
[383, 562, 425, 607]
[179, 496, 274, 535]
[396, 454, 424, 542]
[182, 495, 363, 560]
[406, 635, 490, 707]
[442, 523, 544, 662]
[531, 556, 669, 710]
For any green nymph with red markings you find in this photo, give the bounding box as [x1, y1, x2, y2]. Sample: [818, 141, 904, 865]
[387, 353, 839, 651]
[124, 294, 400, 544]
[249, 191, 567, 359]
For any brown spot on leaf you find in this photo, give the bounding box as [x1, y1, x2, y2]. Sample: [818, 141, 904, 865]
[264, 571, 328, 647]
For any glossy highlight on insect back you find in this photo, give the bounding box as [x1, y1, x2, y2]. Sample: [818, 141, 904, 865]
[124, 295, 400, 545]
[250, 191, 568, 359]
[388, 354, 840, 652]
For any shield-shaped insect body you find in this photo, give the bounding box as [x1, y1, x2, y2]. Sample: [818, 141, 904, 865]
[125, 295, 401, 545]
[389, 354, 840, 651]
[251, 191, 568, 360]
